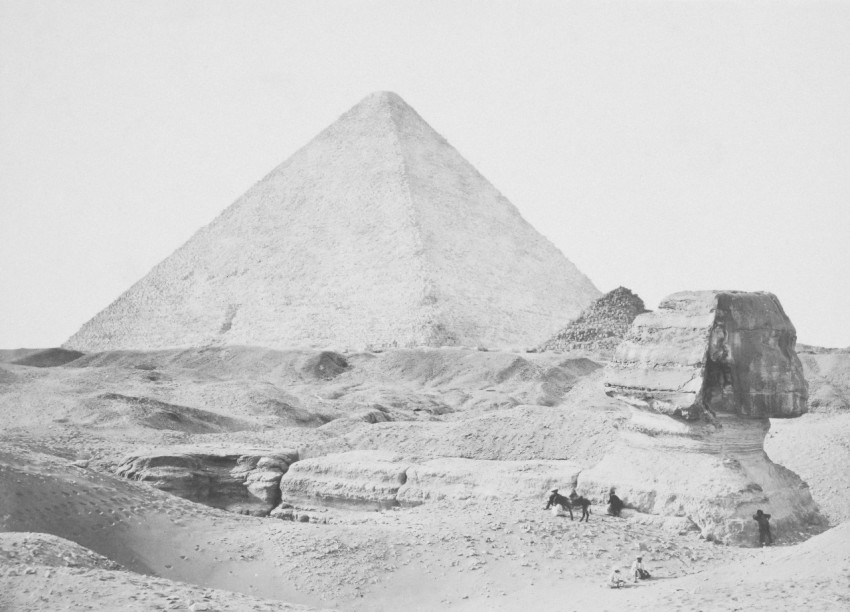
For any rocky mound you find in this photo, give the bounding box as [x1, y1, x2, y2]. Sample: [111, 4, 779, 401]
[539, 286, 647, 354]
[64, 92, 599, 353]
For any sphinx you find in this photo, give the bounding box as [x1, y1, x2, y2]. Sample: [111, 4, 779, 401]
[578, 291, 824, 545]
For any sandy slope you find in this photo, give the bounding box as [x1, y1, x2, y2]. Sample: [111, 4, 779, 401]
[0, 442, 746, 611]
[798, 350, 850, 411]
[767, 413, 850, 524]
[1, 533, 308, 612]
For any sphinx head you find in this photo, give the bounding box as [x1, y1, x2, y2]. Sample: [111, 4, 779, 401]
[605, 290, 807, 421]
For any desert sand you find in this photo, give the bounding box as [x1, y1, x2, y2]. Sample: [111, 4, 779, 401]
[1, 344, 848, 611]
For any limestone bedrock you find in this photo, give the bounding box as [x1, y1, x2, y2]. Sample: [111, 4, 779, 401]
[579, 291, 824, 546]
[276, 450, 583, 512]
[116, 446, 298, 515]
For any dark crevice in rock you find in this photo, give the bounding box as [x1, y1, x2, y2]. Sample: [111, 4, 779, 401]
[116, 448, 298, 516]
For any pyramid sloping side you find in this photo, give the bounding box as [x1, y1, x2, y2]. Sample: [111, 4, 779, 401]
[65, 92, 599, 351]
[390, 98, 600, 347]
[65, 95, 436, 351]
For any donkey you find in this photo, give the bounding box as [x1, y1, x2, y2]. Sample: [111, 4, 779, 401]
[545, 489, 592, 522]
[545, 489, 574, 520]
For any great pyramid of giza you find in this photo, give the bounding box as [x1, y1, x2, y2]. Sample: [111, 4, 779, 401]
[64, 92, 600, 352]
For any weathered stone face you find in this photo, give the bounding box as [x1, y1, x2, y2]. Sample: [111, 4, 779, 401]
[704, 292, 807, 418]
[605, 290, 807, 421]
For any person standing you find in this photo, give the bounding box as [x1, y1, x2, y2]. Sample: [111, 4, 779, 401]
[753, 509, 773, 546]
[608, 488, 624, 517]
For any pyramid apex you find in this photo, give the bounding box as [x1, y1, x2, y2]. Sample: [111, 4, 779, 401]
[340, 91, 422, 132]
[353, 90, 414, 114]
[363, 90, 405, 103]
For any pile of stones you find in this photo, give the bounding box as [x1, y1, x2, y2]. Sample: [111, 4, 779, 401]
[540, 287, 647, 353]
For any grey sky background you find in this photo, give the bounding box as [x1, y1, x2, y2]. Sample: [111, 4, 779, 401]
[2, 1, 848, 348]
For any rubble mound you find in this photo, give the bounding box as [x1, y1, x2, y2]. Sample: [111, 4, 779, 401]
[540, 287, 647, 354]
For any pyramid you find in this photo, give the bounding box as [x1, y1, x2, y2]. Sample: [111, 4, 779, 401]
[65, 92, 600, 352]
[539, 287, 648, 353]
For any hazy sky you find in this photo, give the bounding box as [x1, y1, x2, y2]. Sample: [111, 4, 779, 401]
[2, 1, 849, 348]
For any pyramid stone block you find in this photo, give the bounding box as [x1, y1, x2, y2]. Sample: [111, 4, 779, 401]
[65, 92, 599, 351]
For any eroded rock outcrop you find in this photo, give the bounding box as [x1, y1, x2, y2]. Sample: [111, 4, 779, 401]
[116, 446, 297, 514]
[276, 450, 582, 511]
[578, 291, 824, 545]
[398, 458, 582, 506]
[278, 450, 409, 511]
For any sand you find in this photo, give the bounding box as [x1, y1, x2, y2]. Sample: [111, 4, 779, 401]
[1, 346, 848, 611]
